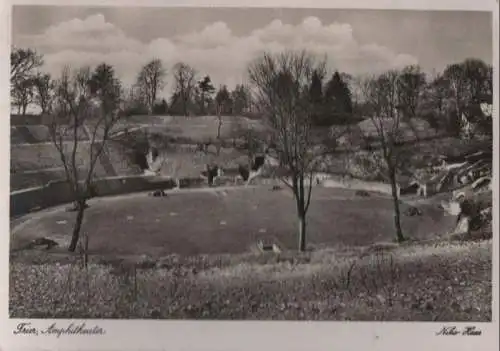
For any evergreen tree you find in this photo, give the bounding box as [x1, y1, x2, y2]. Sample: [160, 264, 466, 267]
[197, 75, 215, 115]
[152, 98, 168, 115]
[168, 91, 184, 115]
[323, 71, 353, 125]
[231, 84, 251, 115]
[308, 69, 324, 125]
[215, 85, 232, 115]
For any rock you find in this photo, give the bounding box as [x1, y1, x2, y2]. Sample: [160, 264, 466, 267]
[150, 189, 167, 197]
[355, 190, 371, 197]
[404, 206, 422, 216]
[28, 237, 59, 250]
[449, 196, 492, 239]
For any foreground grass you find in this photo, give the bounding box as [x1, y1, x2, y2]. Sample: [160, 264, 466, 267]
[10, 239, 492, 321]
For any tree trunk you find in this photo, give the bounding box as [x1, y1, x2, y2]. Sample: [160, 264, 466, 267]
[183, 95, 188, 117]
[295, 176, 307, 252]
[217, 117, 222, 140]
[68, 201, 86, 252]
[201, 92, 205, 115]
[389, 168, 405, 242]
[298, 212, 306, 252]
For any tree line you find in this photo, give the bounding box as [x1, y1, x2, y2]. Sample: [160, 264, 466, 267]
[11, 46, 493, 138]
[10, 47, 355, 126]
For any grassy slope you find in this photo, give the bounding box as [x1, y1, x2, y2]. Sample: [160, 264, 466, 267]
[10, 115, 263, 189]
[9, 240, 492, 320]
[115, 115, 267, 143]
[11, 116, 484, 190]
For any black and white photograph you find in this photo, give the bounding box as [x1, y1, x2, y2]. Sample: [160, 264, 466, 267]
[2, 0, 499, 349]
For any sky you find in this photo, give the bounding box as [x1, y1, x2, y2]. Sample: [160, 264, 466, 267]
[11, 6, 493, 100]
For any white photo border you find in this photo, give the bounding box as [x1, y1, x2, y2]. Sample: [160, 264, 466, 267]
[1, 0, 498, 350]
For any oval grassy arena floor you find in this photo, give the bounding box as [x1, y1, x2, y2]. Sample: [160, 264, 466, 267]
[11, 186, 458, 257]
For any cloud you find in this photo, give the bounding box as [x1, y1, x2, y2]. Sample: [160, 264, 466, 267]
[178, 21, 234, 48]
[20, 14, 419, 98]
[20, 14, 143, 52]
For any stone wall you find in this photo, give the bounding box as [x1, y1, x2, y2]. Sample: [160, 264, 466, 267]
[10, 175, 179, 218]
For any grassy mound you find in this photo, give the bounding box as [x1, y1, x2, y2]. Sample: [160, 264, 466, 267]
[9, 240, 492, 320]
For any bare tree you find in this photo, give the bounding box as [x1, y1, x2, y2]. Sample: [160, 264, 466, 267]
[172, 62, 196, 116]
[12, 77, 35, 115]
[136, 59, 166, 114]
[10, 47, 43, 83]
[443, 59, 493, 138]
[360, 70, 422, 243]
[33, 72, 55, 115]
[248, 50, 326, 252]
[49, 65, 123, 252]
[10, 47, 43, 115]
[442, 62, 472, 137]
[214, 85, 232, 145]
[417, 73, 449, 130]
[397, 65, 426, 119]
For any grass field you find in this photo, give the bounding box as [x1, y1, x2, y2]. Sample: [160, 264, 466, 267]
[10, 187, 458, 257]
